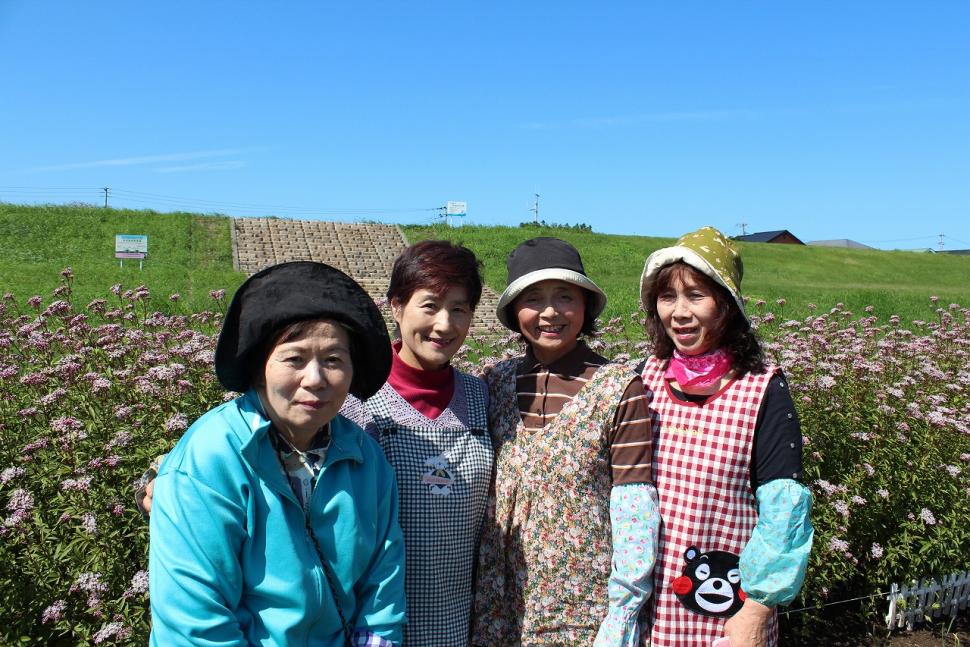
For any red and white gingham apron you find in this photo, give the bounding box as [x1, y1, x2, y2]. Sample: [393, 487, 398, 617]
[640, 356, 778, 647]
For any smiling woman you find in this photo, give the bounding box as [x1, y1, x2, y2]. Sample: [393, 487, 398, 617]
[636, 227, 813, 647]
[340, 240, 493, 646]
[148, 262, 406, 647]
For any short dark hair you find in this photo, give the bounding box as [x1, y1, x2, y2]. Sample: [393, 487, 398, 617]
[644, 262, 765, 376]
[386, 240, 483, 309]
[246, 319, 359, 389]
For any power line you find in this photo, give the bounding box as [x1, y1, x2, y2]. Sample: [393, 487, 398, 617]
[0, 185, 439, 218]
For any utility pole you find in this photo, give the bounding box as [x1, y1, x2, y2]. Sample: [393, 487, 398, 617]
[737, 220, 748, 236]
[938, 233, 945, 250]
[102, 187, 110, 208]
[530, 193, 540, 224]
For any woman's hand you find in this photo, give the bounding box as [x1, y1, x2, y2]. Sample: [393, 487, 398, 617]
[723, 598, 772, 647]
[142, 479, 154, 515]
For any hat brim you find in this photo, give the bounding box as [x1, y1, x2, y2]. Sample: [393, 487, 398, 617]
[639, 246, 749, 324]
[215, 262, 392, 399]
[495, 268, 608, 330]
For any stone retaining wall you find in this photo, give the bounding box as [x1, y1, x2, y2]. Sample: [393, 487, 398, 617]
[231, 217, 501, 333]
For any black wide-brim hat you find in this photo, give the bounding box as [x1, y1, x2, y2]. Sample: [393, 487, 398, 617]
[215, 261, 391, 399]
[496, 237, 607, 330]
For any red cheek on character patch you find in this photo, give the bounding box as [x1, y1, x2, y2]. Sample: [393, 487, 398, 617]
[671, 576, 693, 595]
[739, 588, 747, 602]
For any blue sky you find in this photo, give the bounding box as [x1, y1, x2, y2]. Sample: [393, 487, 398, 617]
[2, 1, 968, 249]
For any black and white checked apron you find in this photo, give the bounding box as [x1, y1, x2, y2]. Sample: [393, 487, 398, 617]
[366, 371, 493, 647]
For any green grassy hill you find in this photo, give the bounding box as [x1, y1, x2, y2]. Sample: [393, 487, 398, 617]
[405, 223, 970, 324]
[2, 203, 967, 324]
[0, 203, 245, 312]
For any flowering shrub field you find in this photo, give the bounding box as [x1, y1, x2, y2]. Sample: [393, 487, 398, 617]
[2, 270, 969, 644]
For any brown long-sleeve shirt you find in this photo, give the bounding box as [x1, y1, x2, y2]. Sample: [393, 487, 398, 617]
[514, 342, 653, 485]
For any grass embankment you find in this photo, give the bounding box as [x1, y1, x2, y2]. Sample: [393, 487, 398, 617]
[404, 223, 970, 324]
[1, 204, 966, 324]
[0, 203, 245, 312]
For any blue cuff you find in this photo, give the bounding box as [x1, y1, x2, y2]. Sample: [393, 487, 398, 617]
[739, 479, 813, 607]
[593, 483, 660, 647]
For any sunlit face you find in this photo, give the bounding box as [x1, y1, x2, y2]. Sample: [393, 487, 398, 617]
[256, 321, 353, 449]
[513, 279, 586, 365]
[392, 286, 472, 371]
[656, 274, 721, 356]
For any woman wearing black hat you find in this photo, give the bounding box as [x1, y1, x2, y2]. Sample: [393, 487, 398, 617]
[148, 262, 406, 647]
[471, 238, 660, 647]
[139, 242, 491, 646]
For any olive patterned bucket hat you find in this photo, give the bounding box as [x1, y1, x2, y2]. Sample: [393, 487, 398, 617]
[639, 226, 748, 324]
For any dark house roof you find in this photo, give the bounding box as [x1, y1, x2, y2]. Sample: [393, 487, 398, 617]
[939, 249, 970, 256]
[733, 230, 805, 245]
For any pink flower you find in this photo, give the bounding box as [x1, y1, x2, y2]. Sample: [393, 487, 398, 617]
[0, 467, 25, 484]
[50, 417, 84, 434]
[919, 508, 937, 525]
[828, 537, 850, 554]
[61, 477, 93, 492]
[93, 621, 132, 644]
[27, 295, 42, 309]
[81, 512, 98, 534]
[871, 543, 884, 559]
[165, 413, 189, 432]
[123, 570, 149, 598]
[209, 289, 226, 301]
[6, 489, 34, 511]
[71, 572, 108, 594]
[41, 599, 67, 624]
[38, 388, 68, 407]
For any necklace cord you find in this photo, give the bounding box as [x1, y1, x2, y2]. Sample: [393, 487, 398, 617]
[271, 428, 354, 647]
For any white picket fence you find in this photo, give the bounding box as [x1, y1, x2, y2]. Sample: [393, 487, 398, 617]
[886, 570, 970, 630]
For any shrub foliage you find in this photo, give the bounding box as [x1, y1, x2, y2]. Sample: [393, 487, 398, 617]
[1, 272, 968, 644]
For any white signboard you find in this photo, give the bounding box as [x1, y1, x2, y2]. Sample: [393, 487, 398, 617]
[446, 201, 467, 217]
[115, 234, 148, 256]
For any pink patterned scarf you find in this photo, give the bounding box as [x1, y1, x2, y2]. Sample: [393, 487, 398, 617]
[664, 348, 733, 389]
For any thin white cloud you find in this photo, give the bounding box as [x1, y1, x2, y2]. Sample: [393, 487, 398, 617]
[153, 160, 247, 174]
[28, 148, 259, 172]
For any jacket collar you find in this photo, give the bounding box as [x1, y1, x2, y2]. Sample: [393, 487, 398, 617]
[237, 390, 364, 478]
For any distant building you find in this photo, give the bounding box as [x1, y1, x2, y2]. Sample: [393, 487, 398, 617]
[939, 249, 970, 256]
[808, 239, 873, 250]
[734, 230, 805, 245]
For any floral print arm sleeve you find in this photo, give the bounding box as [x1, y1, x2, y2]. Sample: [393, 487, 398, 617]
[593, 482, 661, 647]
[739, 478, 814, 607]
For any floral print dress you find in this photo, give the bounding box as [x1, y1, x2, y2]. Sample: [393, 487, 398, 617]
[471, 357, 637, 647]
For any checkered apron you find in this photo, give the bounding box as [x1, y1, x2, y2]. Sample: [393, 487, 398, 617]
[366, 372, 493, 647]
[640, 356, 778, 647]
[472, 359, 633, 647]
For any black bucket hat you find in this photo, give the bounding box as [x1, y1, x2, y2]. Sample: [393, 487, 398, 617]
[215, 261, 391, 399]
[495, 237, 607, 330]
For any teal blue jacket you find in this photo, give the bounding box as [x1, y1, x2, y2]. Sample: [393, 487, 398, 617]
[149, 390, 406, 646]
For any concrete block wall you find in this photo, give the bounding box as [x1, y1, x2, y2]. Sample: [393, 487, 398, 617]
[231, 217, 501, 334]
